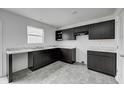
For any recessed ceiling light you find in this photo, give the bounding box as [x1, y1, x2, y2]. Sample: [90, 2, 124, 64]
[72, 11, 78, 15]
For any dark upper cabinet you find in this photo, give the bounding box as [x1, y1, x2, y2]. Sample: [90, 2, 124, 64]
[56, 20, 115, 41]
[74, 25, 89, 33]
[62, 28, 75, 40]
[56, 30, 63, 41]
[89, 20, 115, 39]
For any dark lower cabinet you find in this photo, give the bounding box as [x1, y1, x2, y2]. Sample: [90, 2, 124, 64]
[33, 50, 55, 70]
[87, 51, 116, 77]
[28, 49, 56, 71]
[28, 48, 76, 71]
[59, 48, 76, 64]
[56, 31, 63, 41]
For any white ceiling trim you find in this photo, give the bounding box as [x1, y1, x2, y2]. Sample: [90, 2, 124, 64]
[59, 9, 124, 29]
[113, 8, 124, 16]
[4, 8, 117, 28]
[59, 15, 116, 30]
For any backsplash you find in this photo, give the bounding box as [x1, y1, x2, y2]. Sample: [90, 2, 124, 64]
[88, 46, 118, 52]
[57, 35, 117, 64]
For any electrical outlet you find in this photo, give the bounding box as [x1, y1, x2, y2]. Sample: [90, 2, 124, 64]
[81, 61, 85, 64]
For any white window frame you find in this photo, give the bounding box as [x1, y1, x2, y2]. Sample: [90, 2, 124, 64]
[27, 26, 44, 44]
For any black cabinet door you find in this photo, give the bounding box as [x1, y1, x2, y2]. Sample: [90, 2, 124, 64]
[60, 48, 72, 61]
[53, 48, 61, 60]
[87, 51, 116, 76]
[74, 25, 89, 33]
[28, 52, 34, 69]
[32, 49, 56, 70]
[89, 20, 115, 39]
[33, 51, 50, 69]
[28, 48, 76, 71]
[47, 49, 59, 62]
[60, 48, 76, 64]
[56, 30, 63, 41]
[62, 28, 75, 40]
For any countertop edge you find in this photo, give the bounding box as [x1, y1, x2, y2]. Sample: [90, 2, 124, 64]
[6, 47, 76, 54]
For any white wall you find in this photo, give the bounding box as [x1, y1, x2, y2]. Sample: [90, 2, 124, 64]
[116, 9, 124, 83]
[0, 9, 57, 76]
[57, 16, 118, 64]
[0, 20, 3, 76]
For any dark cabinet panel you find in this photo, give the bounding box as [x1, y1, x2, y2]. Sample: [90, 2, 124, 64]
[56, 20, 115, 41]
[89, 20, 115, 39]
[54, 48, 62, 60]
[59, 48, 76, 64]
[28, 49, 58, 71]
[74, 25, 89, 33]
[56, 30, 63, 41]
[87, 51, 116, 76]
[48, 49, 59, 62]
[33, 52, 50, 69]
[28, 48, 76, 71]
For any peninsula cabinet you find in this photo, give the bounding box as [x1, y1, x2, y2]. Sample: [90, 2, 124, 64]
[87, 50, 116, 76]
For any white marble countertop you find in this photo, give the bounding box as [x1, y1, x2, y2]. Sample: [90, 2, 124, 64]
[6, 46, 76, 54]
[87, 49, 117, 53]
[88, 46, 117, 53]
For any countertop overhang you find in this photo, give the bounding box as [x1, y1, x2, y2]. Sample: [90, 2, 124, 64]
[6, 46, 76, 54]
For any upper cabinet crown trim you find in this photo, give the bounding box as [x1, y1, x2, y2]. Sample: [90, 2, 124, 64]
[56, 19, 115, 41]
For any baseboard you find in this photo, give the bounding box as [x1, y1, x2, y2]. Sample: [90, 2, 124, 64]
[0, 76, 8, 84]
[76, 61, 87, 65]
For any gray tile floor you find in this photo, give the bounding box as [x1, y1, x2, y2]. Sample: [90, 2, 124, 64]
[12, 61, 118, 84]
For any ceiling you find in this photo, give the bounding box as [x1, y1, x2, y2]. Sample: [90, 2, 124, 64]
[5, 8, 116, 28]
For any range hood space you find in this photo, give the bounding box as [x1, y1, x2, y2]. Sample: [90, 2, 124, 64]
[74, 31, 89, 36]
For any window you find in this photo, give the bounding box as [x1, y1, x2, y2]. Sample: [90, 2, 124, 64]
[27, 26, 44, 44]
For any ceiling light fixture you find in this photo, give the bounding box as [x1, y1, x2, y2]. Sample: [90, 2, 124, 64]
[72, 11, 78, 15]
